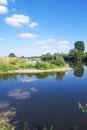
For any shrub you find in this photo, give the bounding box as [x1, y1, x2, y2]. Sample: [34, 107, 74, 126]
[35, 62, 49, 69]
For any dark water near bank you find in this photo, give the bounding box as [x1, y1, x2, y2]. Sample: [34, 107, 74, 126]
[0, 67, 87, 130]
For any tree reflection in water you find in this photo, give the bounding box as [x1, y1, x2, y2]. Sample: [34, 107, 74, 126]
[68, 61, 84, 77]
[56, 71, 66, 81]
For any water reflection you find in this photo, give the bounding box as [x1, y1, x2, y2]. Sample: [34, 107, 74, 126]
[30, 87, 39, 92]
[78, 102, 87, 113]
[21, 75, 38, 83]
[8, 89, 31, 100]
[0, 101, 10, 110]
[0, 68, 87, 130]
[0, 73, 18, 81]
[68, 61, 84, 77]
[56, 72, 66, 81]
[35, 72, 55, 79]
[0, 72, 66, 82]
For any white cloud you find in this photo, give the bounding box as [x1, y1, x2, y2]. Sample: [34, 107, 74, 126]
[36, 38, 56, 44]
[57, 40, 70, 44]
[29, 22, 38, 28]
[36, 40, 46, 44]
[0, 5, 8, 14]
[57, 40, 72, 53]
[47, 38, 56, 42]
[5, 14, 39, 28]
[19, 33, 39, 38]
[5, 14, 30, 27]
[40, 45, 52, 49]
[0, 0, 7, 5]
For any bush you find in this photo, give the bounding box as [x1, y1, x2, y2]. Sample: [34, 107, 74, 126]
[52, 55, 66, 66]
[35, 62, 48, 69]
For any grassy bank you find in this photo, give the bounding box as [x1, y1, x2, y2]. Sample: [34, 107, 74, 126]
[0, 57, 68, 73]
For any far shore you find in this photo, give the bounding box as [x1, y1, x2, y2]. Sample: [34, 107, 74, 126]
[0, 67, 73, 75]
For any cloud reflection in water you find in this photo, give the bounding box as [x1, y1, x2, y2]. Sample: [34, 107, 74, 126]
[8, 89, 31, 100]
[21, 76, 37, 83]
[0, 101, 10, 109]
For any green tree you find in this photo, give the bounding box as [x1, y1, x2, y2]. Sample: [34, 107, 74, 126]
[9, 53, 16, 57]
[69, 48, 82, 61]
[52, 53, 66, 66]
[41, 53, 52, 61]
[74, 41, 85, 52]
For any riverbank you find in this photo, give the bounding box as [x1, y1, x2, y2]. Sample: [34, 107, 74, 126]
[0, 67, 72, 74]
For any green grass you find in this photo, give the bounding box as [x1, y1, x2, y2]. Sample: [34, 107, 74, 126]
[0, 58, 66, 72]
[0, 125, 15, 130]
[35, 61, 66, 70]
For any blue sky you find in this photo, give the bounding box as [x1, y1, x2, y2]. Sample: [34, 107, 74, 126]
[0, 0, 87, 57]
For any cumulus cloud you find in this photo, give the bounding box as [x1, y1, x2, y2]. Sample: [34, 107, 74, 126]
[0, 0, 7, 5]
[19, 33, 39, 38]
[5, 14, 30, 27]
[0, 5, 8, 14]
[8, 89, 30, 100]
[29, 22, 38, 28]
[5, 14, 39, 28]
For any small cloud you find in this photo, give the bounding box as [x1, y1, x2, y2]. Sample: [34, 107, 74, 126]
[57, 40, 70, 44]
[29, 22, 38, 28]
[0, 0, 7, 5]
[5, 14, 30, 27]
[0, 5, 8, 14]
[36, 38, 56, 45]
[8, 89, 30, 100]
[19, 33, 39, 39]
[47, 38, 56, 42]
[40, 45, 52, 49]
[36, 40, 46, 44]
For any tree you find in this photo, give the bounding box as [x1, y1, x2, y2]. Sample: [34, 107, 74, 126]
[9, 53, 16, 57]
[74, 41, 85, 52]
[69, 48, 82, 61]
[41, 53, 52, 61]
[52, 53, 66, 66]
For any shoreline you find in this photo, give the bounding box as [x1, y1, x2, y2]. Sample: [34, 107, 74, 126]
[0, 67, 73, 75]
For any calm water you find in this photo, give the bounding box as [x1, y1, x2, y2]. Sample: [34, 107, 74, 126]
[0, 67, 87, 130]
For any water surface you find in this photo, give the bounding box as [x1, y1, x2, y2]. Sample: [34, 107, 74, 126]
[0, 68, 87, 130]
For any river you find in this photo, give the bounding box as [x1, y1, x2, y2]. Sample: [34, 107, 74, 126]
[0, 67, 87, 130]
